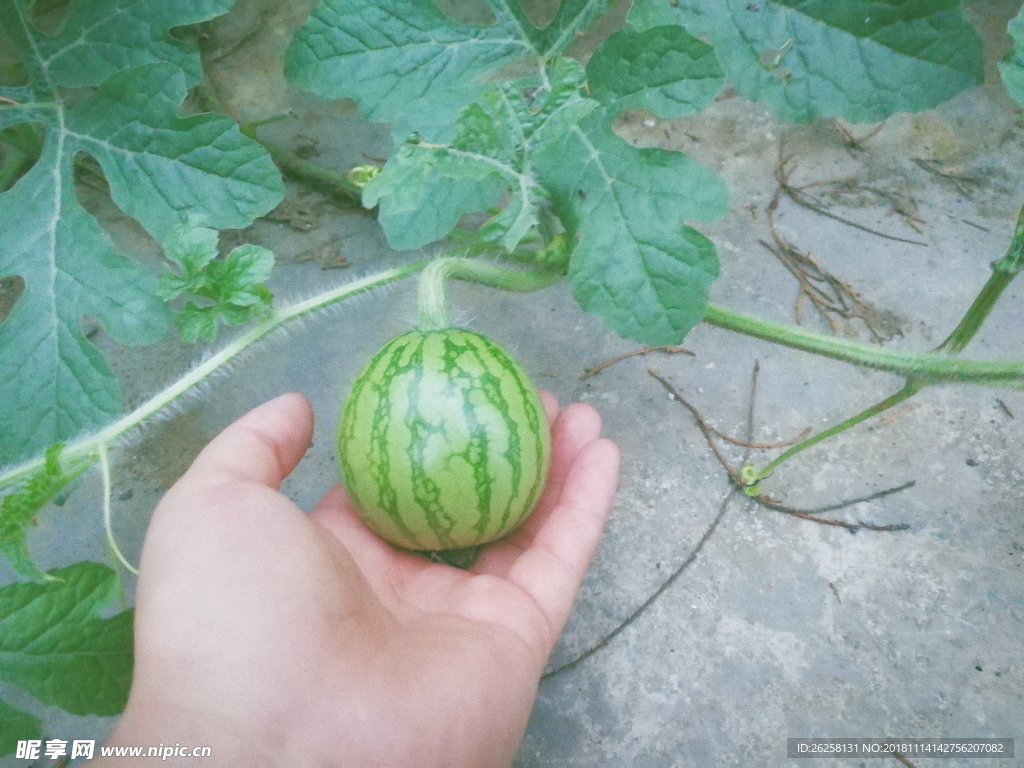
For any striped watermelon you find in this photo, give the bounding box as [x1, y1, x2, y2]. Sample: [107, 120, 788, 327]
[337, 329, 551, 551]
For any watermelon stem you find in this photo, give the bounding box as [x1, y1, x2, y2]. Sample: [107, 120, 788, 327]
[417, 256, 563, 331]
[0, 260, 432, 494]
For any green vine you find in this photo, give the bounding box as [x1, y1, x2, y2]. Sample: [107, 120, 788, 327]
[416, 257, 564, 331]
[2, 244, 1022, 501]
[0, 260, 429, 495]
[739, 204, 1024, 486]
[702, 304, 1023, 384]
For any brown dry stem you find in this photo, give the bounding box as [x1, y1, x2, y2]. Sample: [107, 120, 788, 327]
[647, 369, 912, 533]
[775, 154, 928, 247]
[764, 187, 906, 343]
[582, 345, 695, 378]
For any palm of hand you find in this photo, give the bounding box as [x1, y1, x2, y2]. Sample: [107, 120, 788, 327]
[111, 393, 618, 768]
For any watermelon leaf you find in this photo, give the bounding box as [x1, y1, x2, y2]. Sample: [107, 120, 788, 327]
[587, 24, 724, 118]
[0, 445, 93, 583]
[159, 227, 275, 343]
[0, 0, 285, 467]
[286, 0, 614, 143]
[500, 0, 612, 58]
[0, 698, 42, 757]
[363, 58, 597, 252]
[285, 0, 534, 142]
[628, 0, 985, 123]
[534, 109, 729, 344]
[17, 0, 234, 88]
[0, 562, 133, 716]
[999, 5, 1024, 109]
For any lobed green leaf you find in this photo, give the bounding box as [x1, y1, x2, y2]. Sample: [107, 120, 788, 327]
[0, 0, 284, 467]
[288, 3, 730, 341]
[0, 562, 133, 716]
[535, 110, 728, 344]
[285, 0, 534, 142]
[363, 144, 510, 250]
[160, 228, 275, 343]
[0, 445, 91, 583]
[532, 0, 612, 56]
[161, 226, 221, 278]
[25, 0, 234, 88]
[69, 65, 285, 242]
[364, 57, 597, 253]
[0, 698, 42, 757]
[629, 0, 984, 123]
[587, 25, 724, 117]
[999, 6, 1024, 109]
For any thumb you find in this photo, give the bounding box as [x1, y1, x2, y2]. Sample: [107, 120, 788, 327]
[178, 392, 314, 492]
[135, 393, 316, 618]
[139, 392, 315, 569]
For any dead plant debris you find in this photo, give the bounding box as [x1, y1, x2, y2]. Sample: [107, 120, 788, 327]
[765, 184, 907, 343]
[582, 345, 695, 378]
[647, 367, 913, 533]
[293, 234, 350, 269]
[832, 118, 885, 151]
[775, 154, 929, 247]
[912, 158, 982, 197]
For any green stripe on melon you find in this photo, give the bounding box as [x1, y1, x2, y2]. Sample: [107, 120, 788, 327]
[337, 329, 550, 551]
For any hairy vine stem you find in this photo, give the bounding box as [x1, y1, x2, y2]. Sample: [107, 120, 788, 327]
[255, 135, 365, 205]
[937, 206, 1024, 354]
[0, 260, 430, 492]
[1, 229, 1022, 498]
[417, 256, 564, 331]
[742, 203, 1024, 482]
[99, 443, 138, 575]
[701, 305, 1023, 383]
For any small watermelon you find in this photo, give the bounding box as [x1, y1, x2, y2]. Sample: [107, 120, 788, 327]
[337, 329, 550, 550]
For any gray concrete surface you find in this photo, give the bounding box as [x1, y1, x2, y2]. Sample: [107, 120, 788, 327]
[2, 0, 1022, 765]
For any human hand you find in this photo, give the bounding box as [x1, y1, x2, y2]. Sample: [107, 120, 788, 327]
[101, 391, 620, 767]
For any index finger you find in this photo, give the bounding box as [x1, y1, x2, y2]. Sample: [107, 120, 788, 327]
[482, 418, 620, 647]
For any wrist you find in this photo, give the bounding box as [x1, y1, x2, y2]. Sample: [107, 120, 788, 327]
[97, 698, 269, 767]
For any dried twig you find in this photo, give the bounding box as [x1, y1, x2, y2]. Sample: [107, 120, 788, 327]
[764, 189, 905, 342]
[648, 369, 913, 533]
[996, 399, 1015, 419]
[892, 751, 920, 768]
[833, 119, 885, 150]
[542, 360, 913, 682]
[648, 369, 745, 486]
[582, 346, 695, 378]
[912, 158, 981, 197]
[651, 359, 808, 448]
[710, 426, 812, 450]
[775, 154, 929, 246]
[876, 403, 921, 427]
[751, 485, 913, 532]
[541, 487, 737, 681]
[541, 365, 765, 681]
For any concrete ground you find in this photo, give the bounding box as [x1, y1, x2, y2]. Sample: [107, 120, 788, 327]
[2, 0, 1022, 765]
